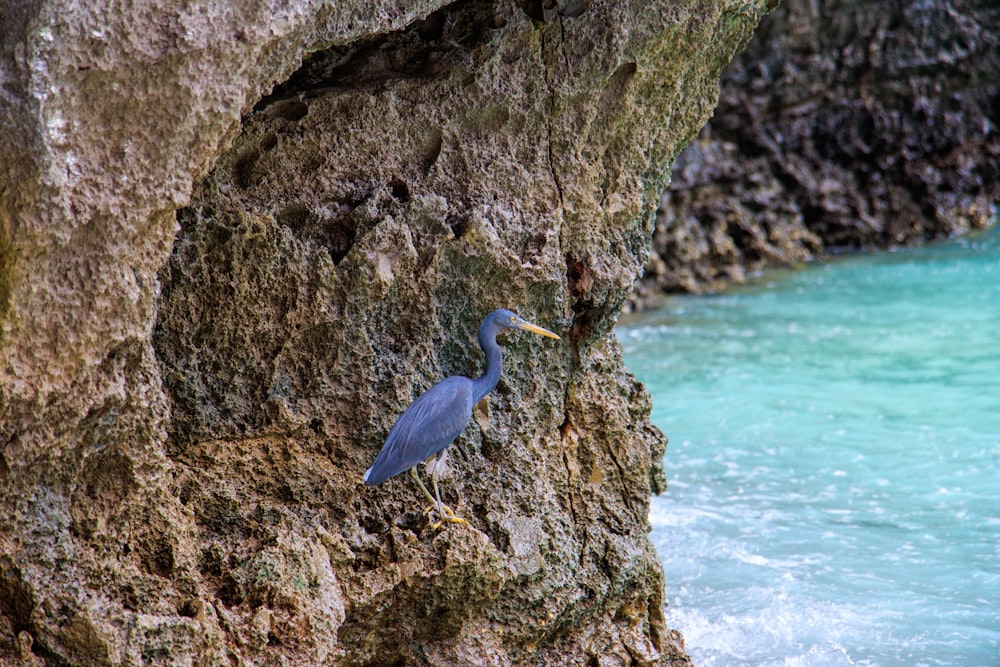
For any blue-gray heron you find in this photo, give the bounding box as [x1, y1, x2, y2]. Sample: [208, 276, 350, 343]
[364, 309, 560, 527]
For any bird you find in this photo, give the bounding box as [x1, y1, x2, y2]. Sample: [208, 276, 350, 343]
[364, 309, 560, 528]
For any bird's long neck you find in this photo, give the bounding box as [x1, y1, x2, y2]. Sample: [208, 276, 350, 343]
[472, 327, 503, 404]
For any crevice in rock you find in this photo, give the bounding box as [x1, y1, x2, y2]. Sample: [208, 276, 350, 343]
[603, 440, 637, 518]
[418, 127, 444, 176]
[267, 99, 309, 122]
[597, 61, 637, 118]
[565, 254, 602, 348]
[446, 214, 470, 239]
[256, 0, 503, 104]
[558, 411, 578, 529]
[545, 120, 565, 209]
[540, 19, 565, 210]
[559, 1, 589, 20]
[232, 147, 262, 190]
[515, 0, 546, 24]
[274, 198, 364, 265]
[388, 177, 411, 203]
[0, 557, 34, 636]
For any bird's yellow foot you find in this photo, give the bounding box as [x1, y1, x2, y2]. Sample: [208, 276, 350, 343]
[424, 503, 468, 529]
[431, 515, 469, 530]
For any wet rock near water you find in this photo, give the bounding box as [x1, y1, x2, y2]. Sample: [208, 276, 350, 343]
[635, 0, 1000, 302]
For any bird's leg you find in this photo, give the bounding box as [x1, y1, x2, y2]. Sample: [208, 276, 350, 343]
[409, 467, 437, 506]
[411, 465, 459, 522]
[430, 454, 467, 529]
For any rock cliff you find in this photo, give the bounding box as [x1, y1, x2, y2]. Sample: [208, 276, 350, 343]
[637, 0, 1000, 299]
[1, 1, 770, 664]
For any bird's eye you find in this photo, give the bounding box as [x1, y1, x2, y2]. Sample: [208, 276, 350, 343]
[509, 316, 516, 323]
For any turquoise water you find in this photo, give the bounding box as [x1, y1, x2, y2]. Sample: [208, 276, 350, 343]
[619, 227, 1000, 666]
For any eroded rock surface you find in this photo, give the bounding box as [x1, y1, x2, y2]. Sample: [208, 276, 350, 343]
[636, 0, 1000, 299]
[2, 1, 769, 664]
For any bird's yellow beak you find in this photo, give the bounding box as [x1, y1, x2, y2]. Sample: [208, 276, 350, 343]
[517, 320, 561, 340]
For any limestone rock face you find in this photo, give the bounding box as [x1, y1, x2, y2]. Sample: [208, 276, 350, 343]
[638, 0, 1000, 298]
[1, 1, 768, 664]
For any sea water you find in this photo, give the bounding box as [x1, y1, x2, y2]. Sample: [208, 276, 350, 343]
[619, 226, 1000, 666]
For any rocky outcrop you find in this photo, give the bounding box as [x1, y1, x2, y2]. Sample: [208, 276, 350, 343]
[635, 0, 1000, 299]
[1, 0, 770, 665]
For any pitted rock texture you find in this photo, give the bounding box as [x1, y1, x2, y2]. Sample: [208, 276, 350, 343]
[2, 1, 769, 665]
[634, 0, 1000, 300]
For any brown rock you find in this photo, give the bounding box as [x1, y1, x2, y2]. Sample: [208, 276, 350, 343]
[1, 0, 769, 664]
